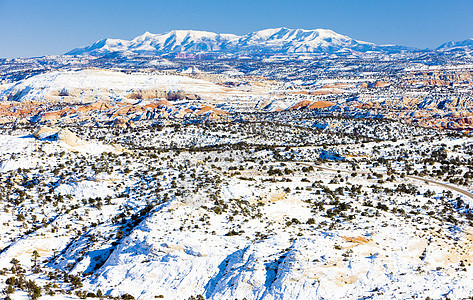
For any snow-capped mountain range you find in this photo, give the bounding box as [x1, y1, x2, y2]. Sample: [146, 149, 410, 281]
[66, 27, 412, 56]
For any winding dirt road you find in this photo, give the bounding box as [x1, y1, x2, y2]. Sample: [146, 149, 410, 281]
[292, 162, 473, 201]
[407, 175, 473, 200]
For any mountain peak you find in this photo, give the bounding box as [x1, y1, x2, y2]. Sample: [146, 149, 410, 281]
[66, 28, 409, 56]
[437, 38, 473, 51]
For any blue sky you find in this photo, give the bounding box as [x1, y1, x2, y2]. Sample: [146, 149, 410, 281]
[0, 0, 472, 58]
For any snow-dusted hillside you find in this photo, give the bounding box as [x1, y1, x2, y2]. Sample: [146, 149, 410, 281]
[66, 28, 410, 56]
[1, 119, 473, 299]
[437, 38, 473, 52]
[0, 69, 265, 103]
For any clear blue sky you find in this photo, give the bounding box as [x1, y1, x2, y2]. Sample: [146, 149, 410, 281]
[0, 0, 472, 58]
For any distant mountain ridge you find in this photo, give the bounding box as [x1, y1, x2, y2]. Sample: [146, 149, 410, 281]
[437, 38, 473, 52]
[66, 27, 414, 56]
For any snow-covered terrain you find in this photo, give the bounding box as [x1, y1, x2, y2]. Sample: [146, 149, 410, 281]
[0, 118, 473, 299]
[66, 28, 410, 56]
[0, 69, 233, 103]
[2, 29, 473, 300]
[437, 38, 473, 52]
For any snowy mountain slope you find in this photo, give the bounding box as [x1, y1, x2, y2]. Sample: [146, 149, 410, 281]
[229, 28, 378, 53]
[68, 30, 240, 56]
[437, 38, 473, 52]
[66, 38, 133, 56]
[66, 28, 411, 56]
[130, 30, 239, 54]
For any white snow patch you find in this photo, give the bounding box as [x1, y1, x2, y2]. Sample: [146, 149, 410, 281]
[56, 181, 114, 200]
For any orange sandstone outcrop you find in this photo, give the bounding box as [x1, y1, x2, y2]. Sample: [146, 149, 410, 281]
[195, 105, 228, 117]
[341, 236, 371, 244]
[288, 100, 312, 110]
[369, 81, 391, 88]
[155, 99, 174, 108]
[195, 106, 213, 115]
[322, 83, 348, 89]
[307, 101, 335, 109]
[76, 101, 113, 113]
[289, 100, 335, 110]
